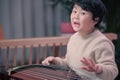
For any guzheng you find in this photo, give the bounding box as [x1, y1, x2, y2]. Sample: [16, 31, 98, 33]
[9, 64, 84, 80]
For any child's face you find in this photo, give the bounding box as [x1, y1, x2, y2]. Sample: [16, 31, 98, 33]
[70, 4, 97, 34]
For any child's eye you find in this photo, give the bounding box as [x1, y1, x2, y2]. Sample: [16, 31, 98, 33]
[81, 12, 86, 15]
[72, 10, 77, 13]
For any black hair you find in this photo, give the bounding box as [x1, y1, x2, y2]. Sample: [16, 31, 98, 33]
[71, 0, 106, 28]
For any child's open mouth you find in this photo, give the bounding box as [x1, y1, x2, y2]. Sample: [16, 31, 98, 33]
[74, 22, 80, 27]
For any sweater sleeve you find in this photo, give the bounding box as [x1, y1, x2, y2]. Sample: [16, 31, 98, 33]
[94, 41, 118, 80]
[54, 55, 68, 67]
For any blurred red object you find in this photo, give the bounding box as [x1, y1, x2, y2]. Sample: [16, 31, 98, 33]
[0, 24, 4, 40]
[60, 22, 75, 33]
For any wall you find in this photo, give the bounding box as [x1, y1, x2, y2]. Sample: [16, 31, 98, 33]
[0, 0, 70, 39]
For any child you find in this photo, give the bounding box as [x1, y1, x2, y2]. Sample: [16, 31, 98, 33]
[42, 0, 118, 80]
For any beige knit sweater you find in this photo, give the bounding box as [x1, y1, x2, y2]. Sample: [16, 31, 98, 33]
[55, 30, 118, 80]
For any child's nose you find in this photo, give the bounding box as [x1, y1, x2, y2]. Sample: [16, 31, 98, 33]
[74, 12, 80, 19]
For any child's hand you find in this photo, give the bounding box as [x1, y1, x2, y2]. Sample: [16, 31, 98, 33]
[42, 56, 56, 65]
[81, 57, 102, 74]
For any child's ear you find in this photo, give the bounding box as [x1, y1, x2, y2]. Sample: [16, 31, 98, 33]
[94, 17, 99, 24]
